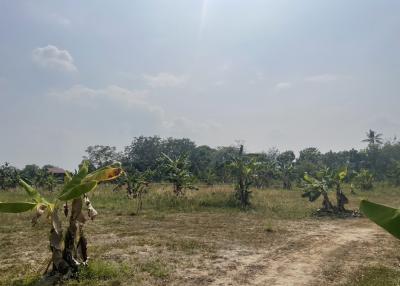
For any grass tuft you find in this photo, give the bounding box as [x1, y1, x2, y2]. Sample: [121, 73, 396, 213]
[138, 259, 169, 279]
[343, 266, 400, 286]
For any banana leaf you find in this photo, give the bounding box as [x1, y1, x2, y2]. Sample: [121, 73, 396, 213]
[0, 202, 37, 213]
[360, 200, 400, 239]
[19, 179, 49, 204]
[302, 190, 322, 202]
[59, 161, 89, 197]
[84, 166, 123, 182]
[58, 181, 97, 201]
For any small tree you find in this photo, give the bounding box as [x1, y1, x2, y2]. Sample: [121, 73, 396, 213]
[34, 168, 59, 192]
[0, 161, 123, 280]
[353, 169, 374, 191]
[387, 160, 400, 186]
[276, 151, 295, 190]
[159, 153, 196, 196]
[114, 170, 151, 214]
[277, 163, 295, 190]
[229, 145, 258, 208]
[0, 162, 19, 190]
[253, 161, 277, 188]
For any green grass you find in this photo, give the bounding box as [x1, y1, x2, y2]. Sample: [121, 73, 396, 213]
[3, 181, 400, 221]
[138, 259, 170, 279]
[343, 266, 400, 286]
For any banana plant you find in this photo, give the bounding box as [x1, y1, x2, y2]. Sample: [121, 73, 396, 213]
[302, 167, 349, 213]
[113, 170, 151, 214]
[360, 200, 400, 239]
[302, 171, 334, 211]
[353, 169, 374, 191]
[159, 153, 197, 196]
[276, 162, 295, 190]
[228, 145, 258, 208]
[0, 161, 123, 278]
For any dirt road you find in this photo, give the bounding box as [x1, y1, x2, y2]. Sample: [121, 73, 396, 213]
[180, 219, 392, 286]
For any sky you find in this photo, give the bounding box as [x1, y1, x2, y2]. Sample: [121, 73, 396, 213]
[1, 0, 400, 169]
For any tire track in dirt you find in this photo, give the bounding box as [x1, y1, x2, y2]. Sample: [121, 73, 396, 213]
[209, 220, 383, 286]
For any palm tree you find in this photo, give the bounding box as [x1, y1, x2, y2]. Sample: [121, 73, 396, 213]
[362, 129, 383, 145]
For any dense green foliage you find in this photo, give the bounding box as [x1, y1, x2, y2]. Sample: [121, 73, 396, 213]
[3, 130, 400, 191]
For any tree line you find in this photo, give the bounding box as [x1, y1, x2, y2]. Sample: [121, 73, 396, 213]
[2, 130, 400, 191]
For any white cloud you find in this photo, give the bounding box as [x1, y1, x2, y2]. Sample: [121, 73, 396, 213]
[143, 72, 187, 88]
[32, 45, 77, 72]
[49, 85, 158, 112]
[275, 81, 293, 90]
[304, 74, 346, 83]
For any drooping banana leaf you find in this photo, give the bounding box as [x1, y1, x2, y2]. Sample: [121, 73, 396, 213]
[58, 181, 97, 201]
[360, 199, 400, 239]
[302, 189, 322, 202]
[84, 166, 123, 182]
[0, 202, 37, 213]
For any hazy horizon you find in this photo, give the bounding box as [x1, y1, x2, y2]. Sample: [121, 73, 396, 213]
[1, 1, 400, 170]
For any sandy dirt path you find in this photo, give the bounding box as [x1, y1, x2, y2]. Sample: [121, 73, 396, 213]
[185, 219, 389, 286]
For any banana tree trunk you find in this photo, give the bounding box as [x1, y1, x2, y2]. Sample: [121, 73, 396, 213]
[321, 191, 334, 211]
[47, 196, 94, 276]
[336, 185, 348, 212]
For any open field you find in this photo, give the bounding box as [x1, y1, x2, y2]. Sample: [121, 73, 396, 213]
[1, 184, 400, 286]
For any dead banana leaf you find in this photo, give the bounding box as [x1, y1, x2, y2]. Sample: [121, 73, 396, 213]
[84, 196, 97, 220]
[31, 204, 47, 226]
[51, 210, 62, 235]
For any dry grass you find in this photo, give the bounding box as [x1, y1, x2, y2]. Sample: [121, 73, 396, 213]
[0, 183, 400, 285]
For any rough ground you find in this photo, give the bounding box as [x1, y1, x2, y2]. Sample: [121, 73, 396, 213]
[1, 185, 400, 286]
[199, 220, 387, 286]
[0, 212, 397, 286]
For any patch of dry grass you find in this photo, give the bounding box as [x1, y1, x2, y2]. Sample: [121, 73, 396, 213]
[0, 183, 400, 285]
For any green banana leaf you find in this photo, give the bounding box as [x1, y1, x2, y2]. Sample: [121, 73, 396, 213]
[19, 179, 48, 204]
[58, 181, 97, 201]
[59, 161, 89, 197]
[0, 202, 37, 213]
[360, 199, 400, 239]
[338, 168, 347, 181]
[302, 189, 322, 202]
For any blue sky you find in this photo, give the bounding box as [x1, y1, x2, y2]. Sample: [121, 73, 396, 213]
[1, 0, 400, 169]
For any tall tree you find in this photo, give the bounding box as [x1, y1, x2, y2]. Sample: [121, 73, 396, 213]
[124, 136, 163, 174]
[362, 129, 383, 145]
[84, 145, 120, 169]
[0, 162, 19, 190]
